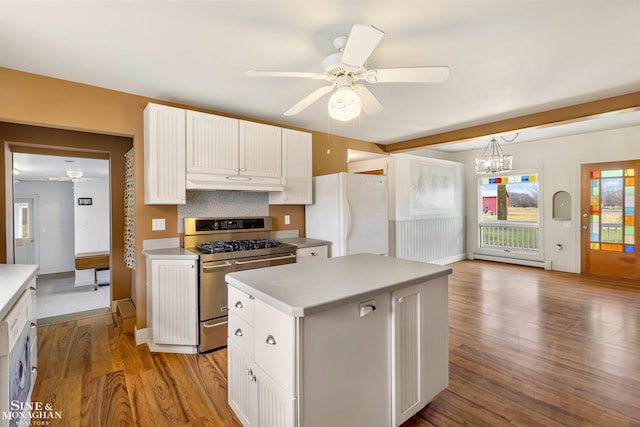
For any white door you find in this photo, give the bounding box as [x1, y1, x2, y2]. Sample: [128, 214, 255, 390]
[14, 196, 38, 265]
[345, 174, 389, 255]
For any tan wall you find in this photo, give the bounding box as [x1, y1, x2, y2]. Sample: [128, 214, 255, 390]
[0, 67, 382, 330]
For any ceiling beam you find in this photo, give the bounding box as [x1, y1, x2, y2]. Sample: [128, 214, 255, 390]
[384, 92, 640, 153]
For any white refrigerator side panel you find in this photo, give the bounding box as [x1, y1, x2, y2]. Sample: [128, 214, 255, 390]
[304, 174, 345, 257]
[345, 174, 389, 255]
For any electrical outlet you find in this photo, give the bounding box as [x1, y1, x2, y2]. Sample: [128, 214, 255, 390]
[284, 215, 290, 225]
[152, 218, 166, 231]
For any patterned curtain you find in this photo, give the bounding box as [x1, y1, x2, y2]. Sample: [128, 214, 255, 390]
[124, 148, 136, 269]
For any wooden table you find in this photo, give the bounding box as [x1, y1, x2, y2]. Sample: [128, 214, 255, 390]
[75, 251, 109, 290]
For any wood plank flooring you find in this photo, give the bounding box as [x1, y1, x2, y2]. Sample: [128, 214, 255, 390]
[32, 260, 640, 426]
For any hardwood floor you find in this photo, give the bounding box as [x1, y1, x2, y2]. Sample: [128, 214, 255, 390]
[32, 260, 640, 426]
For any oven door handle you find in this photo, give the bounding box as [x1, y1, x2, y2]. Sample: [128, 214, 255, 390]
[234, 254, 297, 265]
[202, 261, 233, 271]
[203, 319, 228, 328]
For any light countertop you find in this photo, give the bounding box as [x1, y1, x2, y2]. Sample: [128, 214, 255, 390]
[142, 247, 200, 260]
[279, 237, 330, 248]
[226, 253, 451, 317]
[0, 264, 39, 320]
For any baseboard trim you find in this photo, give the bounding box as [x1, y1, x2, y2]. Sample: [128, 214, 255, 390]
[432, 253, 467, 265]
[473, 253, 546, 268]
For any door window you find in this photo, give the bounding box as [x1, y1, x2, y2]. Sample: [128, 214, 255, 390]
[588, 168, 635, 253]
[14, 201, 30, 240]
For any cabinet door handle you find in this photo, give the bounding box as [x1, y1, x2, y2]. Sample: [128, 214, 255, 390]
[30, 322, 37, 329]
[266, 335, 276, 345]
[246, 368, 253, 376]
[234, 328, 243, 337]
[235, 301, 243, 309]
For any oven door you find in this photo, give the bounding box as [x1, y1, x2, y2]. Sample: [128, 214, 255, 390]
[233, 252, 297, 272]
[200, 259, 234, 321]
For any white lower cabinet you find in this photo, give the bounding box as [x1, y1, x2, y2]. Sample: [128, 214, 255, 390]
[228, 288, 296, 427]
[148, 259, 198, 347]
[294, 245, 328, 262]
[391, 276, 449, 426]
[228, 336, 295, 427]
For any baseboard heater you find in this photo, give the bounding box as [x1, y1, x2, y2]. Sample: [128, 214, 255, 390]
[472, 252, 547, 269]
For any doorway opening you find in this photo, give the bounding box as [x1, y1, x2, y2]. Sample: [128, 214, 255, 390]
[13, 153, 111, 321]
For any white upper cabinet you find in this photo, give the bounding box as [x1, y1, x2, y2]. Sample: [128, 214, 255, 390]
[186, 110, 239, 176]
[144, 103, 187, 204]
[184, 112, 285, 191]
[269, 128, 312, 205]
[144, 103, 310, 196]
[239, 120, 282, 178]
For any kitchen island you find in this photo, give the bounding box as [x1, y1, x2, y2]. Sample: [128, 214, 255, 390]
[226, 253, 451, 427]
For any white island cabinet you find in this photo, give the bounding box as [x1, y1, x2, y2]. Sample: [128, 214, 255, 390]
[226, 254, 451, 427]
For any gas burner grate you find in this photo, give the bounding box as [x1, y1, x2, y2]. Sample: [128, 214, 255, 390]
[196, 239, 287, 254]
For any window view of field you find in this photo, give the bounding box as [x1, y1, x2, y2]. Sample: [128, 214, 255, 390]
[480, 181, 539, 222]
[479, 177, 540, 252]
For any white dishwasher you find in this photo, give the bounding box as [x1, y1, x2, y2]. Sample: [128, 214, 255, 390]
[0, 289, 36, 427]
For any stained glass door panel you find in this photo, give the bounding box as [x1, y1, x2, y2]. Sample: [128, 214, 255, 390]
[581, 161, 639, 280]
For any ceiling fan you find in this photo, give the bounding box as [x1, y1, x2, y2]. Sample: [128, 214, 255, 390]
[48, 170, 97, 183]
[246, 24, 450, 121]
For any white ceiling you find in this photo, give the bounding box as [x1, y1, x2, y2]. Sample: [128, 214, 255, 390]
[12, 153, 109, 182]
[1, 0, 639, 152]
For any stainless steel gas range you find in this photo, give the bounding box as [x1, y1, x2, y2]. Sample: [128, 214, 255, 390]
[184, 216, 297, 353]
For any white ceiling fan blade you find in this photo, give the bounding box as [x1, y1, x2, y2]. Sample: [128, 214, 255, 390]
[340, 24, 385, 68]
[246, 70, 324, 79]
[366, 66, 450, 83]
[354, 85, 384, 115]
[283, 85, 335, 116]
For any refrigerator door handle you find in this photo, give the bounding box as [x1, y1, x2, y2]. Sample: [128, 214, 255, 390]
[345, 199, 352, 241]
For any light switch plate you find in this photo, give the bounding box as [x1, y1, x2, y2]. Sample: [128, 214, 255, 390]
[152, 218, 166, 231]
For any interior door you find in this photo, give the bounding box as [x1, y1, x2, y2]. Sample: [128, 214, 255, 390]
[581, 160, 639, 280]
[14, 197, 38, 265]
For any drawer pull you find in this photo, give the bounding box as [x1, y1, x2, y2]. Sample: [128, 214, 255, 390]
[234, 328, 243, 337]
[266, 335, 276, 345]
[311, 252, 318, 256]
[235, 301, 243, 309]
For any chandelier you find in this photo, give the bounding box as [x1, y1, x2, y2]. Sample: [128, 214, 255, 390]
[475, 137, 514, 174]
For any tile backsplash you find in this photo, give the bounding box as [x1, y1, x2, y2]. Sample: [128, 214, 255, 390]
[177, 190, 269, 233]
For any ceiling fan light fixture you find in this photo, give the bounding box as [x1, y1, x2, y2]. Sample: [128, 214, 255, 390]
[328, 87, 361, 121]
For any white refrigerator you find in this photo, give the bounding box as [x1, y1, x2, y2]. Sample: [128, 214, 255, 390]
[305, 172, 389, 257]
